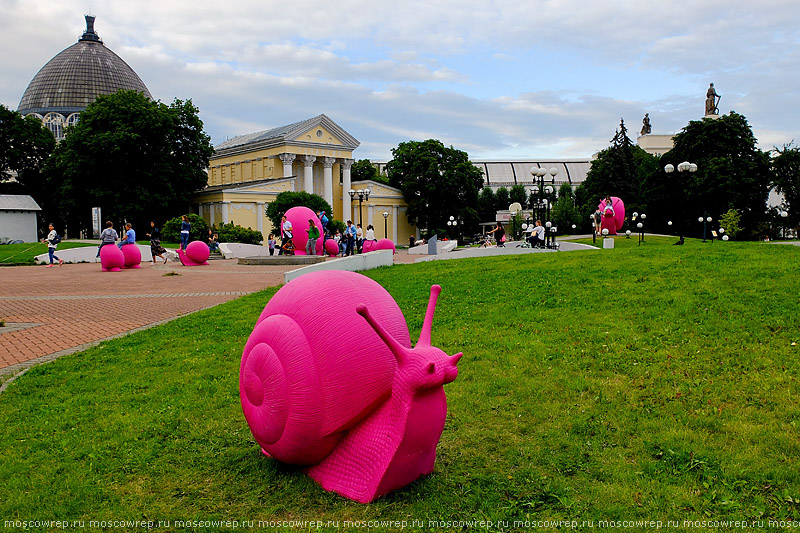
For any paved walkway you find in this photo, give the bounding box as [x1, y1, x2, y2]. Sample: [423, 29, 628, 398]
[0, 260, 291, 377]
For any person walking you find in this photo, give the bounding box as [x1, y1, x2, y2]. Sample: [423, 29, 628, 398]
[306, 219, 319, 255]
[180, 215, 191, 250]
[42, 223, 63, 267]
[268, 234, 276, 256]
[146, 221, 168, 264]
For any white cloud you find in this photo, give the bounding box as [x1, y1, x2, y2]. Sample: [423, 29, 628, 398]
[2, 0, 800, 161]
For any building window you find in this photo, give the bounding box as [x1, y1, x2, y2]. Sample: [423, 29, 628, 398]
[43, 112, 66, 141]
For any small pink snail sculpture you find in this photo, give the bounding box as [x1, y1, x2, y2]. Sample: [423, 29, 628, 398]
[285, 206, 324, 256]
[100, 244, 124, 272]
[598, 196, 626, 235]
[239, 270, 462, 503]
[177, 240, 209, 266]
[120, 243, 142, 269]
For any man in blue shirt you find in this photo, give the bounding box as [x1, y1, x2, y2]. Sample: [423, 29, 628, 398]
[118, 223, 136, 248]
[345, 220, 357, 256]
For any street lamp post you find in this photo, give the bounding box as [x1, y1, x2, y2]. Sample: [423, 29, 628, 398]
[699, 215, 712, 242]
[383, 211, 389, 240]
[348, 188, 371, 226]
[664, 161, 697, 239]
[447, 215, 464, 243]
[529, 166, 558, 247]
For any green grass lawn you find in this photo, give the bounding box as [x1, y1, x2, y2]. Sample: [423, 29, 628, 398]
[0, 241, 181, 265]
[1, 238, 799, 530]
[0, 242, 95, 265]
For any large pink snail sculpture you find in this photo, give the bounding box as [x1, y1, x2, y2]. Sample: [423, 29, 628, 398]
[598, 196, 626, 235]
[239, 270, 462, 503]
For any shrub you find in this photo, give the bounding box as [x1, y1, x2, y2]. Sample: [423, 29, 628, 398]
[214, 222, 263, 245]
[162, 213, 208, 243]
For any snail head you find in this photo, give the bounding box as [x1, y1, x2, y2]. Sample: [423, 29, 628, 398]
[356, 284, 461, 390]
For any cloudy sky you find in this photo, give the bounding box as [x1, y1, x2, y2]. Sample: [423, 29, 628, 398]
[2, 0, 798, 161]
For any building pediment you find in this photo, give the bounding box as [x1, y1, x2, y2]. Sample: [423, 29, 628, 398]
[195, 177, 296, 198]
[214, 114, 360, 158]
[352, 180, 403, 199]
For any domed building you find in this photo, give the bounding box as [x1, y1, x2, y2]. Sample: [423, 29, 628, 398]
[17, 15, 152, 140]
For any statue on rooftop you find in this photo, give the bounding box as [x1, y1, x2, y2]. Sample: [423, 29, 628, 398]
[640, 113, 651, 136]
[705, 83, 720, 116]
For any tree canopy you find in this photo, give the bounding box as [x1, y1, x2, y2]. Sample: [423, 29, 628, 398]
[385, 139, 484, 237]
[661, 112, 771, 239]
[576, 119, 656, 227]
[265, 191, 333, 230]
[48, 90, 213, 235]
[350, 159, 386, 184]
[0, 104, 56, 195]
[772, 144, 800, 231]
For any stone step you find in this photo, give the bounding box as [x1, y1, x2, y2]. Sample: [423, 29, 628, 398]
[238, 255, 327, 266]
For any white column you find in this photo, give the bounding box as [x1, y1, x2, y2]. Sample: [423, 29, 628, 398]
[302, 155, 316, 194]
[222, 201, 230, 224]
[367, 205, 374, 229]
[393, 205, 399, 244]
[321, 157, 335, 207]
[257, 202, 264, 235]
[278, 153, 296, 178]
[209, 203, 216, 227]
[341, 158, 353, 223]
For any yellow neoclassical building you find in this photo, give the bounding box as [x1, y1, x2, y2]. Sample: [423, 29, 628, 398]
[194, 114, 415, 244]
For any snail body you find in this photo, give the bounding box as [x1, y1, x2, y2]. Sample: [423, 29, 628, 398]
[239, 270, 462, 502]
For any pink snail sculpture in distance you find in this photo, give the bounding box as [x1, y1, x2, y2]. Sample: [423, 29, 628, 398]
[100, 244, 124, 272]
[324, 239, 339, 256]
[284, 206, 324, 256]
[374, 238, 396, 253]
[239, 270, 462, 503]
[598, 196, 626, 235]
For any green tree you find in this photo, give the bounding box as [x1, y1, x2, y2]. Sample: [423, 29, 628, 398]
[509, 184, 528, 209]
[660, 112, 771, 239]
[477, 187, 496, 222]
[772, 144, 800, 231]
[577, 119, 654, 225]
[0, 105, 56, 226]
[718, 209, 741, 239]
[351, 159, 387, 184]
[49, 90, 213, 235]
[265, 191, 333, 230]
[552, 183, 581, 233]
[385, 139, 484, 237]
[494, 187, 510, 212]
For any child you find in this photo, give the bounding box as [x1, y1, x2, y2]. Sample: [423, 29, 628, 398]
[268, 234, 276, 256]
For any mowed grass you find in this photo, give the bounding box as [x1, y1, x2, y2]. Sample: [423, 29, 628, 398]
[0, 238, 799, 529]
[0, 241, 182, 265]
[0, 242, 96, 265]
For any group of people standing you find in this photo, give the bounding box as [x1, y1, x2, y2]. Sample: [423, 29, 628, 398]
[268, 211, 376, 258]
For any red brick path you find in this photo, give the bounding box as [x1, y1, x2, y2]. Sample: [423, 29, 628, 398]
[0, 260, 288, 373]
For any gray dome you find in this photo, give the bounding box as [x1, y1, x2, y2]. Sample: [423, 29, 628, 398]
[17, 15, 152, 116]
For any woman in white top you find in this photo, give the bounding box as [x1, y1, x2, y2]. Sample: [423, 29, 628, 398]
[42, 223, 63, 267]
[366, 225, 375, 241]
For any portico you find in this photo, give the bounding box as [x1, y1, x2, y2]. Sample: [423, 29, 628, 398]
[195, 114, 412, 243]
